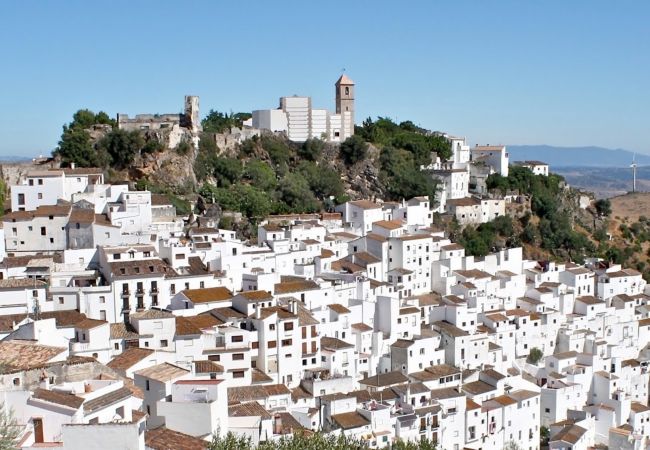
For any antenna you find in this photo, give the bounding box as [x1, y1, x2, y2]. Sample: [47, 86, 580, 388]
[631, 154, 637, 193]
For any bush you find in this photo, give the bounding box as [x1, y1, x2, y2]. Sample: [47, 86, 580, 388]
[527, 347, 544, 365]
[340, 135, 368, 165]
[594, 198, 612, 217]
[175, 141, 192, 156]
[299, 138, 324, 161]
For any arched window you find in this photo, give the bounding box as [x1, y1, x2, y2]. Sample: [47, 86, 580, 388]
[345, 87, 349, 95]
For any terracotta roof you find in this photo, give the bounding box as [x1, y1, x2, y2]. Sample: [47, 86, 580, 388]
[83, 386, 132, 414]
[331, 411, 370, 430]
[399, 307, 420, 315]
[145, 427, 208, 450]
[0, 341, 66, 372]
[193, 360, 224, 374]
[251, 367, 273, 384]
[238, 290, 273, 301]
[229, 402, 272, 419]
[135, 363, 189, 383]
[447, 197, 481, 207]
[67, 208, 95, 225]
[33, 204, 71, 217]
[391, 339, 414, 349]
[321, 336, 354, 351]
[490, 395, 517, 407]
[630, 402, 650, 413]
[0, 310, 86, 333]
[320, 249, 335, 258]
[106, 348, 154, 371]
[175, 317, 202, 336]
[227, 384, 291, 403]
[188, 313, 224, 329]
[349, 200, 380, 210]
[32, 388, 84, 410]
[253, 306, 297, 321]
[463, 380, 496, 395]
[327, 303, 351, 314]
[466, 398, 482, 410]
[274, 280, 320, 295]
[425, 364, 461, 378]
[433, 321, 469, 337]
[130, 309, 175, 320]
[374, 220, 404, 230]
[551, 424, 587, 445]
[0, 278, 48, 289]
[109, 323, 140, 340]
[351, 322, 372, 332]
[182, 287, 233, 304]
[75, 318, 107, 330]
[359, 371, 409, 387]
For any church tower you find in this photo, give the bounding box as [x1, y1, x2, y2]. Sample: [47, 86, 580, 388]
[335, 74, 355, 138]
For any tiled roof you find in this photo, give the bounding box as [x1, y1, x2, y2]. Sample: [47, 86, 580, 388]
[135, 363, 189, 383]
[83, 386, 132, 414]
[463, 380, 495, 395]
[0, 278, 48, 289]
[359, 371, 408, 387]
[238, 290, 273, 301]
[321, 336, 354, 351]
[228, 402, 272, 419]
[274, 280, 320, 295]
[0, 341, 66, 372]
[182, 287, 233, 304]
[348, 200, 380, 210]
[109, 259, 172, 278]
[331, 411, 370, 430]
[194, 360, 224, 374]
[145, 427, 208, 450]
[175, 317, 202, 336]
[327, 303, 351, 314]
[227, 384, 291, 404]
[106, 348, 154, 371]
[75, 318, 107, 330]
[109, 323, 140, 340]
[551, 424, 587, 445]
[32, 388, 84, 410]
[130, 309, 175, 320]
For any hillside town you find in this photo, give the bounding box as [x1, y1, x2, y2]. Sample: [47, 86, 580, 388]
[0, 132, 647, 450]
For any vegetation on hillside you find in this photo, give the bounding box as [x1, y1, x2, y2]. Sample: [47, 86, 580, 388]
[202, 110, 252, 134]
[208, 432, 437, 450]
[55, 109, 166, 169]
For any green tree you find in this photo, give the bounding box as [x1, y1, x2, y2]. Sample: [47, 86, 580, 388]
[202, 110, 252, 133]
[278, 173, 319, 213]
[297, 161, 345, 201]
[56, 126, 107, 168]
[96, 129, 144, 170]
[299, 138, 325, 161]
[594, 198, 612, 217]
[212, 158, 243, 187]
[243, 160, 277, 191]
[527, 347, 544, 365]
[340, 135, 368, 165]
[0, 403, 20, 450]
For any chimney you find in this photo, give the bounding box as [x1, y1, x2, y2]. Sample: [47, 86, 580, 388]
[84, 382, 92, 393]
[255, 304, 261, 319]
[70, 162, 76, 169]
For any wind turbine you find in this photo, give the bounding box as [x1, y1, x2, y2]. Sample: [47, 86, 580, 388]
[631, 154, 637, 193]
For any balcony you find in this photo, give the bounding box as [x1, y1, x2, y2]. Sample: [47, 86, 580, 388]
[70, 341, 90, 352]
[121, 290, 130, 298]
[151, 287, 159, 294]
[136, 289, 145, 296]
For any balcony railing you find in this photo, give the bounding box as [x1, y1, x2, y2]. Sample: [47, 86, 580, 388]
[121, 291, 130, 298]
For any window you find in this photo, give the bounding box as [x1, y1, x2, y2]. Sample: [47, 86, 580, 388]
[12, 378, 19, 386]
[252, 342, 259, 349]
[232, 370, 245, 378]
[269, 324, 276, 331]
[59, 297, 64, 305]
[17, 194, 24, 205]
[232, 353, 244, 361]
[160, 340, 168, 347]
[231, 335, 243, 343]
[114, 343, 120, 350]
[41, 227, 46, 236]
[100, 296, 105, 303]
[38, 193, 43, 199]
[268, 341, 277, 349]
[145, 380, 150, 391]
[282, 339, 292, 346]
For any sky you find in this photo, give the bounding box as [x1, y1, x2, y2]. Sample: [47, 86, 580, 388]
[0, 0, 648, 156]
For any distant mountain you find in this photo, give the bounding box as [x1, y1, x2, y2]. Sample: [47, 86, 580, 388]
[0, 155, 33, 163]
[507, 145, 650, 168]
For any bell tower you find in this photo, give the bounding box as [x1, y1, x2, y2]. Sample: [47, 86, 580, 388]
[335, 74, 355, 137]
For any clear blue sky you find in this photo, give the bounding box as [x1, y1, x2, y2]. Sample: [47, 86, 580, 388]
[1, 0, 648, 156]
